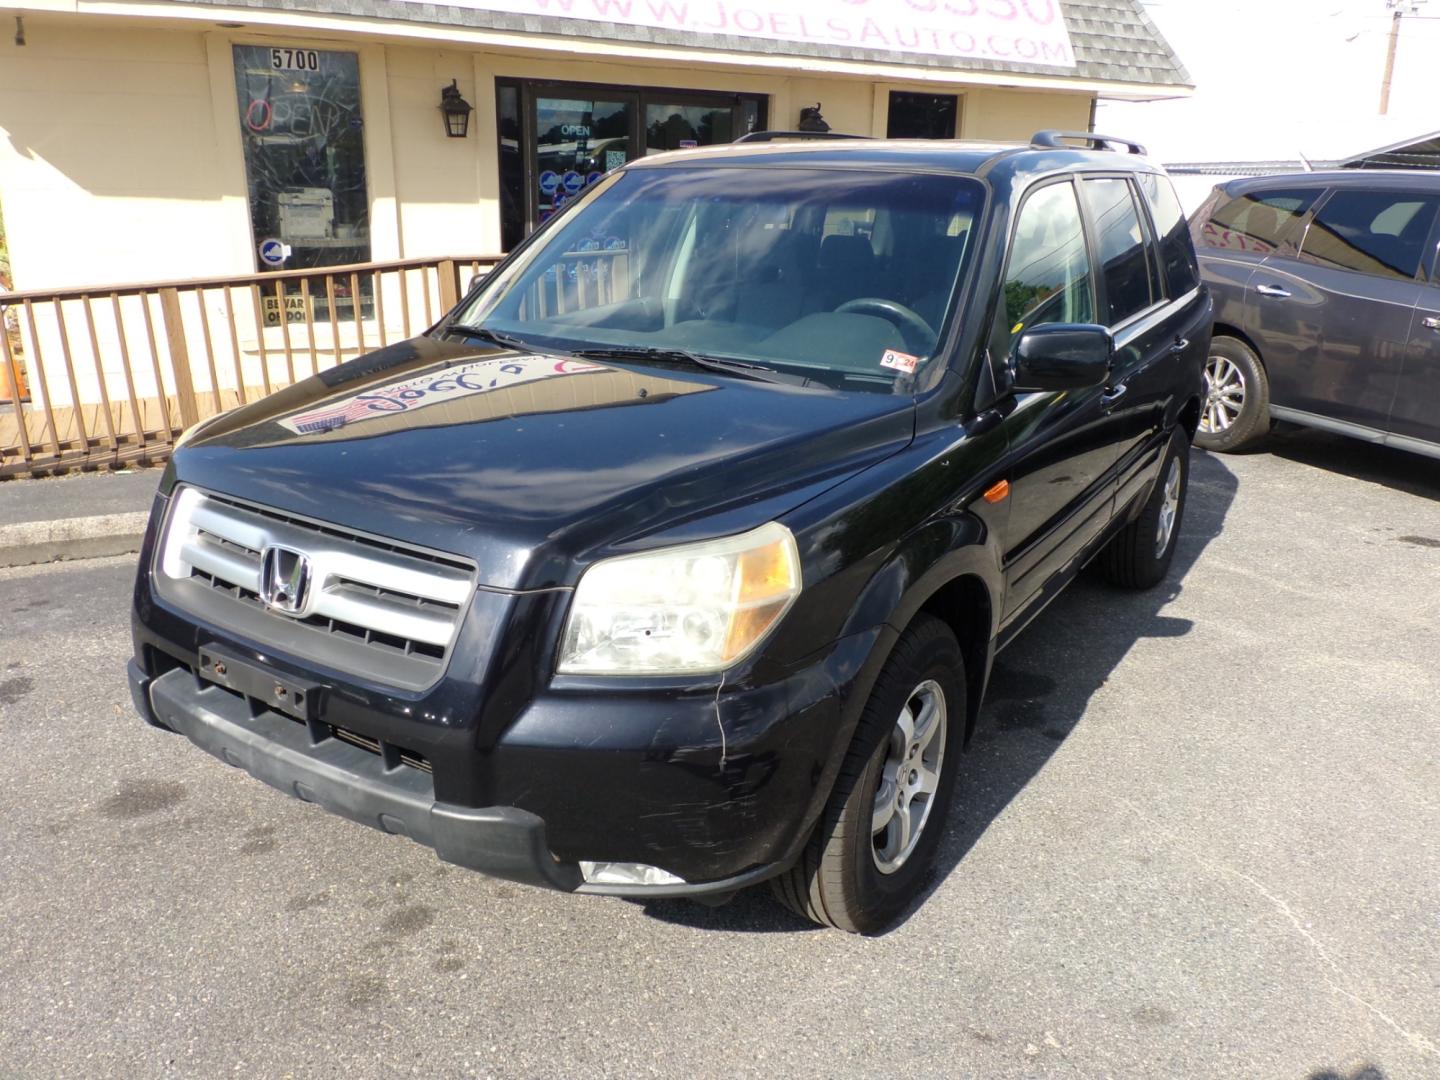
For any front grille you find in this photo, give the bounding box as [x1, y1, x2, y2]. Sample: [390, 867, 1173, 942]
[196, 670, 434, 776]
[155, 486, 477, 690]
[190, 568, 449, 662]
[328, 723, 432, 774]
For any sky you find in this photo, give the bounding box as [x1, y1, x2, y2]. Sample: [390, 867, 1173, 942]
[1095, 0, 1440, 164]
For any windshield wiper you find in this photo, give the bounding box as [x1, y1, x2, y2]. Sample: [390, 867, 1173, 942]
[442, 330, 807, 386]
[566, 346, 805, 386]
[443, 323, 532, 350]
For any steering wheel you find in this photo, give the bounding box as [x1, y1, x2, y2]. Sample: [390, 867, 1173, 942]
[833, 298, 936, 354]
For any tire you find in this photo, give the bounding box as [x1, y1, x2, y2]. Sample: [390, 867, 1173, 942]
[1100, 427, 1189, 590]
[772, 615, 964, 933]
[1195, 335, 1271, 452]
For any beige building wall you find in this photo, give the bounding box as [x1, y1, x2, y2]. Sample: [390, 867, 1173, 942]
[0, 22, 249, 292]
[963, 87, 1091, 141]
[1, 13, 1101, 409]
[786, 77, 875, 138]
[384, 45, 490, 259]
[2, 18, 1098, 295]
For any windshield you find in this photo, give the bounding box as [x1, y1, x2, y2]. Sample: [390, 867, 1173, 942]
[453, 166, 984, 392]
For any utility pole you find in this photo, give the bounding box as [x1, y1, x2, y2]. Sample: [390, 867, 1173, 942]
[1381, 0, 1428, 115]
[1380, 3, 1402, 114]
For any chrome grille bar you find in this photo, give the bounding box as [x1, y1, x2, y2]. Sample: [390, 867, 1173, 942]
[182, 496, 472, 606]
[321, 582, 455, 648]
[180, 534, 262, 593]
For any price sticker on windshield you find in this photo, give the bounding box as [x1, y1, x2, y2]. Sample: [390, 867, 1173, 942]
[880, 349, 920, 375]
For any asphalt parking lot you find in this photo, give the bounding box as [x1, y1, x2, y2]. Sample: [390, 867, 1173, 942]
[1, 429, 1437, 1079]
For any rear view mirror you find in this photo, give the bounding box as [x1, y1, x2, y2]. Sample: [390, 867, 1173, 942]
[467, 271, 489, 294]
[1011, 324, 1112, 392]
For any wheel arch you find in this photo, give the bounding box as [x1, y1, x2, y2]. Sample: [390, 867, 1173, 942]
[836, 514, 1003, 748]
[915, 573, 993, 744]
[1211, 322, 1265, 367]
[1177, 394, 1203, 441]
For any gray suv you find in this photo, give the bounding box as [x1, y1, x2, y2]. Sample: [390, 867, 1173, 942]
[1191, 171, 1440, 459]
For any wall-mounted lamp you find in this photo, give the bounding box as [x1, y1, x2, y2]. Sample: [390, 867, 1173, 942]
[14, 16, 25, 47]
[440, 80, 473, 139]
[797, 102, 830, 133]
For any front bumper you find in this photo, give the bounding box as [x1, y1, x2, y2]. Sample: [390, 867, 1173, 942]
[130, 484, 881, 897]
[128, 658, 849, 897]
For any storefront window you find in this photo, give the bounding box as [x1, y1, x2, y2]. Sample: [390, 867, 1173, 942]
[887, 92, 958, 140]
[645, 103, 734, 154]
[233, 46, 370, 274]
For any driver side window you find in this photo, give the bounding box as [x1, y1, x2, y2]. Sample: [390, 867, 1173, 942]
[991, 180, 1094, 364]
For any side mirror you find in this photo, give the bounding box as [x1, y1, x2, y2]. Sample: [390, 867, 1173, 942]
[1011, 324, 1112, 392]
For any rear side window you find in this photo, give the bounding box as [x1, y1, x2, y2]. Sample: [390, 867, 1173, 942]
[1198, 187, 1318, 255]
[993, 180, 1093, 355]
[1080, 177, 1154, 325]
[1299, 189, 1440, 281]
[1139, 172, 1200, 297]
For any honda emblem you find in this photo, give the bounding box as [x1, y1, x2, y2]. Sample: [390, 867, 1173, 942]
[260, 546, 313, 616]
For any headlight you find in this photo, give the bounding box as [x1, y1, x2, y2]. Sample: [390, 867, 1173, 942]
[558, 521, 801, 675]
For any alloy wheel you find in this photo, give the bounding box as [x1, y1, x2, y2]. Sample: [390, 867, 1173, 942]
[1201, 354, 1245, 434]
[1155, 456, 1182, 557]
[871, 679, 947, 874]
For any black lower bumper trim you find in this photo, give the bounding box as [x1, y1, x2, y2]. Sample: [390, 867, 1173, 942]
[127, 659, 171, 731]
[132, 664, 789, 897]
[140, 665, 583, 892]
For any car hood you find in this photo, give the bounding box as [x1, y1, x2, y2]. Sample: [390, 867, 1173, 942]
[172, 335, 915, 589]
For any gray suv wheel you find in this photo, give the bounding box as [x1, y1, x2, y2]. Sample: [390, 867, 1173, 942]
[1195, 336, 1271, 452]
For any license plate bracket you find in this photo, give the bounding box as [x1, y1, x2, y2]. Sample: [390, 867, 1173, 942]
[197, 646, 323, 722]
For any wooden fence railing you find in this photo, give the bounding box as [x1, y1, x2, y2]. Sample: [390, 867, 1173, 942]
[0, 255, 501, 480]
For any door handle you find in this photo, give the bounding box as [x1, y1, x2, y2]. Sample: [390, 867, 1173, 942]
[1100, 384, 1128, 407]
[1423, 316, 1440, 332]
[1169, 338, 1190, 354]
[1256, 284, 1292, 299]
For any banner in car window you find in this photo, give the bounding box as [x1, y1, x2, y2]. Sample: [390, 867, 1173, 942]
[392, 0, 1076, 67]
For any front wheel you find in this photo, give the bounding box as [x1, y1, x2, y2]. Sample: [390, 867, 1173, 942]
[772, 615, 964, 933]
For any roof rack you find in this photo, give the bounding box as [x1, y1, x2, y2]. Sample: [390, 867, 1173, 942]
[733, 131, 872, 143]
[1030, 130, 1148, 156]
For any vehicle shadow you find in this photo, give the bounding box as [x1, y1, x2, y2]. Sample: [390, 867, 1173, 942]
[641, 448, 1240, 935]
[893, 446, 1239, 933]
[1266, 425, 1440, 501]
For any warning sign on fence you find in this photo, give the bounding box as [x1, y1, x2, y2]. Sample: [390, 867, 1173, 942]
[261, 294, 309, 326]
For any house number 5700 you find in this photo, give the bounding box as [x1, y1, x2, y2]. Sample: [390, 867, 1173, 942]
[270, 48, 321, 72]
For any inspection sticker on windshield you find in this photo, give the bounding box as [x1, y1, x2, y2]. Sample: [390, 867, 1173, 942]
[880, 349, 920, 375]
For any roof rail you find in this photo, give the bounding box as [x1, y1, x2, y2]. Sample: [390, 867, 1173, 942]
[733, 130, 872, 143]
[1030, 130, 1148, 156]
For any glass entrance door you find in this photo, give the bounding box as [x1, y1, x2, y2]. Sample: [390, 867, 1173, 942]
[533, 93, 635, 228]
[496, 80, 768, 249]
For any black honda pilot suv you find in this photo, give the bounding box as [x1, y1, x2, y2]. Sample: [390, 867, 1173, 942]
[128, 132, 1210, 932]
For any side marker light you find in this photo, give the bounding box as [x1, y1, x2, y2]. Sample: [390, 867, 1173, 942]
[983, 479, 1011, 504]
